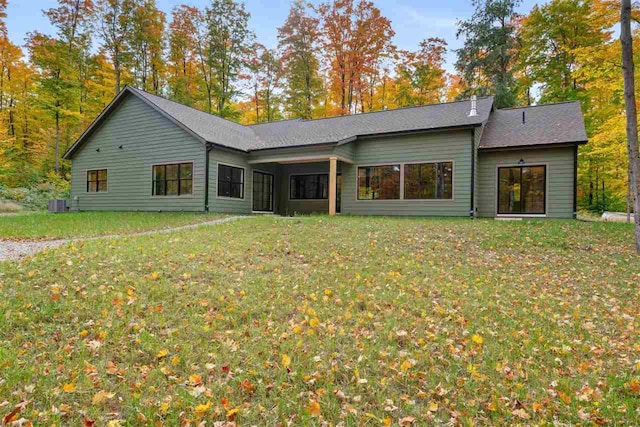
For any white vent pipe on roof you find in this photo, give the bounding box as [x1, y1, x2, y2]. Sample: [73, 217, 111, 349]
[468, 95, 478, 117]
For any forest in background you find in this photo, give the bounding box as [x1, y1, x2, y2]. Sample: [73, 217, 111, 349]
[0, 0, 635, 212]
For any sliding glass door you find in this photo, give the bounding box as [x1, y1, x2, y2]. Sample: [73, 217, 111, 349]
[498, 165, 546, 215]
[253, 171, 274, 212]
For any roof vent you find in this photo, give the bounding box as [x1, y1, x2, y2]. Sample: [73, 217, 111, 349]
[468, 95, 477, 117]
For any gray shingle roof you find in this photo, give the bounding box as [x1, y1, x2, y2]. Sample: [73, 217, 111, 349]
[129, 88, 493, 151]
[479, 101, 587, 149]
[129, 87, 259, 151]
[248, 97, 494, 150]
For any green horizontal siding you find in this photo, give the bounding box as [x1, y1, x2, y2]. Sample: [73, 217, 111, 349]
[341, 130, 473, 216]
[70, 94, 206, 211]
[208, 148, 279, 214]
[476, 146, 576, 218]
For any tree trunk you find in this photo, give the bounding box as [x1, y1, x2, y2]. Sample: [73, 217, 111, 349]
[628, 171, 632, 223]
[55, 109, 60, 174]
[621, 0, 640, 254]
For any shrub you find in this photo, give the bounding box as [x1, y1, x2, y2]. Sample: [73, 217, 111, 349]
[0, 176, 70, 211]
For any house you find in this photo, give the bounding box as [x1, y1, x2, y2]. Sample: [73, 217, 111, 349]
[63, 86, 587, 218]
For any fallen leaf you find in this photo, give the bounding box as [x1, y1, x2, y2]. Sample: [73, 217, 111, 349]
[307, 399, 321, 417]
[62, 383, 76, 393]
[92, 390, 115, 405]
[281, 353, 291, 369]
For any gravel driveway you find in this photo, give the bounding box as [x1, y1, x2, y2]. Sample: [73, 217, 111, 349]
[0, 216, 246, 262]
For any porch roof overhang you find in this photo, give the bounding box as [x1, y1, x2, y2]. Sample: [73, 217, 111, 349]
[248, 154, 353, 165]
[247, 142, 354, 165]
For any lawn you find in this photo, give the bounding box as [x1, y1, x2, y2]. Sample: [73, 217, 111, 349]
[0, 211, 225, 240]
[0, 216, 638, 425]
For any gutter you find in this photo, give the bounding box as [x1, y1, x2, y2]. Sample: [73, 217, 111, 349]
[478, 140, 588, 152]
[204, 143, 213, 212]
[573, 144, 578, 219]
[470, 130, 475, 218]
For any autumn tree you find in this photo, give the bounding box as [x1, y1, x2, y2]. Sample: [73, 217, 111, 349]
[129, 0, 165, 94]
[620, 0, 640, 253]
[95, 0, 135, 94]
[0, 0, 39, 185]
[28, 0, 94, 174]
[277, 0, 323, 119]
[246, 44, 283, 123]
[456, 0, 521, 108]
[518, 0, 604, 104]
[167, 5, 201, 107]
[393, 38, 447, 107]
[317, 0, 394, 115]
[205, 0, 254, 118]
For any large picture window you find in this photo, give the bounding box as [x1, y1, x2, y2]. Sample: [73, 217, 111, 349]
[218, 164, 244, 199]
[153, 162, 193, 196]
[404, 162, 453, 199]
[357, 165, 400, 200]
[290, 174, 328, 199]
[498, 165, 546, 214]
[87, 169, 108, 192]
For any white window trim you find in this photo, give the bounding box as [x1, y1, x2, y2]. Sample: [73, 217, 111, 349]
[354, 161, 456, 202]
[216, 162, 246, 200]
[86, 168, 109, 194]
[288, 172, 330, 201]
[494, 162, 549, 218]
[150, 161, 195, 199]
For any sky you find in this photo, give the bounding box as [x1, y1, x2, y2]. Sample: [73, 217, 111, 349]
[6, 0, 541, 74]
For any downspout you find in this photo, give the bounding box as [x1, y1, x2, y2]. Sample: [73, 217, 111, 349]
[204, 143, 213, 212]
[573, 144, 578, 219]
[470, 129, 476, 218]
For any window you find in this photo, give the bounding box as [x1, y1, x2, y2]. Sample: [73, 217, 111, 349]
[253, 171, 274, 212]
[498, 165, 546, 214]
[87, 169, 107, 192]
[404, 162, 453, 200]
[153, 162, 193, 196]
[290, 174, 328, 199]
[357, 165, 400, 200]
[218, 164, 244, 198]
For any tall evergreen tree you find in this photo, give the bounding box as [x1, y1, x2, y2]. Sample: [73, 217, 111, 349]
[455, 0, 521, 108]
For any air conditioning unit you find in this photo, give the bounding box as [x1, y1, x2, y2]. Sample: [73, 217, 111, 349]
[48, 199, 68, 213]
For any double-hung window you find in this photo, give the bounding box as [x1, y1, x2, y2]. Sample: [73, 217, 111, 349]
[153, 162, 193, 196]
[87, 169, 108, 192]
[218, 164, 244, 199]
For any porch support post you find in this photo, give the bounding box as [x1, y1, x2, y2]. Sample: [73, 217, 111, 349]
[329, 156, 337, 215]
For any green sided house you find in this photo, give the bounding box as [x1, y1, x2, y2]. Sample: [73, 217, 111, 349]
[63, 86, 587, 218]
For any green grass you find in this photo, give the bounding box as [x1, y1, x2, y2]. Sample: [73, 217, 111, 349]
[0, 216, 638, 425]
[0, 211, 225, 240]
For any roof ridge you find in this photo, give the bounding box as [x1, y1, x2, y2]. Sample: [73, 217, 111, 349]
[289, 96, 494, 124]
[127, 85, 494, 129]
[498, 100, 581, 110]
[248, 118, 303, 127]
